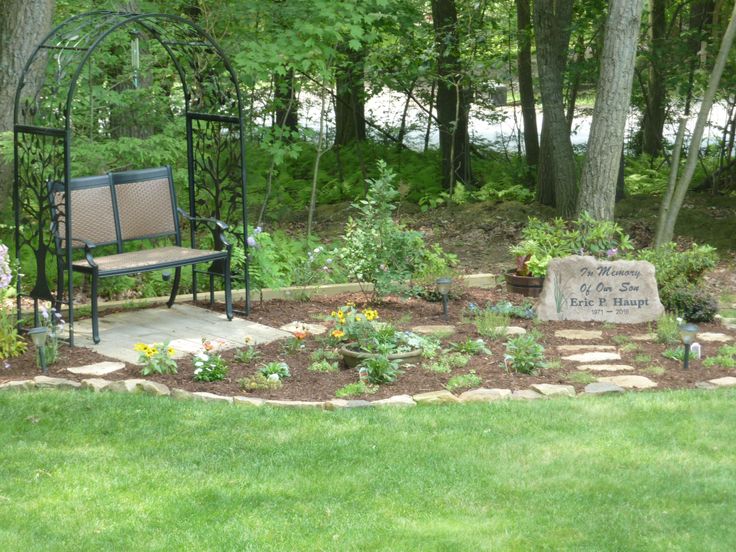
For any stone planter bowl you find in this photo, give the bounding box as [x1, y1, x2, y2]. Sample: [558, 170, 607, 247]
[340, 346, 423, 369]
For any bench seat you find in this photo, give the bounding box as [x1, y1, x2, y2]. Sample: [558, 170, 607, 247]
[72, 245, 226, 276]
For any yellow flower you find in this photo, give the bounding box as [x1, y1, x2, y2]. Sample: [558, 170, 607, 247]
[167, 347, 175, 356]
[134, 343, 148, 352]
[332, 329, 345, 339]
[330, 311, 338, 318]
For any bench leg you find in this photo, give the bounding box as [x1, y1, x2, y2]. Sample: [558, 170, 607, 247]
[91, 270, 100, 344]
[225, 257, 233, 321]
[167, 268, 181, 308]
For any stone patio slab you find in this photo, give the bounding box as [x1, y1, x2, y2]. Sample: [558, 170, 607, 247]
[73, 304, 291, 364]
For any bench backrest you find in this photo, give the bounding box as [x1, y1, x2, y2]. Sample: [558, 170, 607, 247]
[50, 166, 181, 251]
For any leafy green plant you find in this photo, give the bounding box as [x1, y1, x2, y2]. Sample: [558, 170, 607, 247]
[619, 342, 639, 354]
[634, 353, 653, 364]
[259, 361, 291, 380]
[424, 352, 470, 373]
[38, 305, 64, 367]
[358, 355, 400, 385]
[662, 347, 697, 362]
[335, 381, 378, 398]
[703, 345, 736, 368]
[446, 371, 482, 392]
[135, 341, 177, 376]
[504, 334, 546, 374]
[233, 338, 260, 364]
[193, 351, 228, 382]
[0, 243, 26, 359]
[612, 335, 631, 346]
[238, 373, 282, 391]
[449, 338, 491, 356]
[471, 309, 511, 339]
[485, 299, 536, 319]
[310, 348, 341, 363]
[656, 314, 681, 344]
[308, 359, 340, 373]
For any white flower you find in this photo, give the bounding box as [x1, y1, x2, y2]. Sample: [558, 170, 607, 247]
[194, 361, 203, 368]
[196, 353, 209, 361]
[267, 373, 280, 382]
[194, 368, 202, 374]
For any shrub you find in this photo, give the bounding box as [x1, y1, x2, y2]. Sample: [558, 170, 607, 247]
[135, 341, 177, 376]
[358, 355, 400, 385]
[504, 334, 545, 374]
[664, 287, 718, 323]
[446, 371, 482, 392]
[338, 160, 455, 298]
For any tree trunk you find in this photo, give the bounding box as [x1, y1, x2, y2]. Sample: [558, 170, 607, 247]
[0, 0, 55, 213]
[684, 0, 716, 115]
[655, 0, 736, 245]
[516, 0, 539, 175]
[432, 0, 473, 190]
[334, 45, 366, 146]
[534, 0, 576, 215]
[641, 0, 667, 156]
[577, 0, 644, 220]
[273, 68, 299, 136]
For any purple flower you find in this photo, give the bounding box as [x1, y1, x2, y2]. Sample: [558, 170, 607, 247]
[606, 248, 618, 258]
[3, 361, 9, 369]
[41, 306, 49, 320]
[247, 236, 257, 247]
[253, 226, 262, 235]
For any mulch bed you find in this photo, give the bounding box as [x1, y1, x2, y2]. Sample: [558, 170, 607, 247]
[2, 286, 735, 400]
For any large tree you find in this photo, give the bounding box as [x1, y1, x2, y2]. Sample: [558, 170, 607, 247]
[534, 0, 576, 214]
[577, 0, 644, 220]
[516, 0, 539, 178]
[639, 0, 667, 156]
[431, 0, 473, 190]
[0, 0, 55, 213]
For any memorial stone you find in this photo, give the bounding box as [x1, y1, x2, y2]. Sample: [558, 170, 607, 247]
[538, 256, 664, 323]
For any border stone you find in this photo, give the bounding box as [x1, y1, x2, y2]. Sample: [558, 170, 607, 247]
[576, 364, 634, 372]
[191, 392, 234, 404]
[458, 388, 511, 402]
[707, 376, 736, 388]
[413, 390, 459, 405]
[584, 382, 625, 395]
[531, 383, 575, 397]
[264, 399, 324, 408]
[34, 375, 81, 390]
[695, 381, 718, 390]
[325, 399, 373, 410]
[171, 388, 194, 400]
[372, 394, 416, 407]
[555, 330, 603, 340]
[67, 362, 125, 376]
[511, 389, 544, 400]
[233, 396, 265, 407]
[0, 379, 35, 391]
[81, 378, 112, 392]
[597, 375, 657, 389]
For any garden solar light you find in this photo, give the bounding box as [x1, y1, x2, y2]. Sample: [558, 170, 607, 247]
[28, 326, 48, 374]
[679, 322, 699, 370]
[436, 278, 452, 320]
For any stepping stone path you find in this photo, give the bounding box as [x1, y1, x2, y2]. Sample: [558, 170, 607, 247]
[597, 375, 657, 389]
[706, 376, 736, 388]
[498, 326, 527, 336]
[577, 364, 634, 372]
[557, 345, 616, 352]
[67, 361, 125, 376]
[584, 382, 625, 395]
[561, 351, 622, 363]
[411, 325, 456, 336]
[697, 332, 733, 343]
[554, 329, 602, 340]
[279, 321, 327, 336]
[631, 333, 657, 342]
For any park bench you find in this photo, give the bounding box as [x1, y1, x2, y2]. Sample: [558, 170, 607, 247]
[49, 166, 233, 344]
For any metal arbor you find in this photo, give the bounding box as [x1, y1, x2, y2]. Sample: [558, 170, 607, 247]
[13, 11, 250, 344]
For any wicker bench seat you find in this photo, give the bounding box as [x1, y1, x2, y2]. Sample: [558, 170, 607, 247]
[50, 166, 233, 343]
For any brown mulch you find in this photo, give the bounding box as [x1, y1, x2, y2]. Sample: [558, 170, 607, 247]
[2, 286, 735, 401]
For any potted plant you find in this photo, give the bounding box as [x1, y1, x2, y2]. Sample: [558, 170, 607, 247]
[506, 214, 634, 297]
[328, 304, 425, 368]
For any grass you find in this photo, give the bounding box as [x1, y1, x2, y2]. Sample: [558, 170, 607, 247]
[1, 389, 736, 550]
[643, 364, 666, 376]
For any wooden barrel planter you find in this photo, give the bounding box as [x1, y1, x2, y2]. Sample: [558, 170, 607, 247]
[504, 270, 545, 298]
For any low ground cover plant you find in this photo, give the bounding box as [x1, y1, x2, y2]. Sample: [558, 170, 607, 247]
[446, 371, 482, 392]
[703, 345, 736, 368]
[424, 352, 470, 373]
[258, 361, 291, 380]
[238, 373, 282, 391]
[448, 337, 491, 356]
[335, 381, 378, 398]
[504, 333, 546, 374]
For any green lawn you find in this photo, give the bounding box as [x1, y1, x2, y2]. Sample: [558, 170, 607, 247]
[1, 389, 735, 551]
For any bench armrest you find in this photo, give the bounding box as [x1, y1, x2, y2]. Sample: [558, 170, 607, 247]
[177, 208, 231, 250]
[67, 238, 98, 269]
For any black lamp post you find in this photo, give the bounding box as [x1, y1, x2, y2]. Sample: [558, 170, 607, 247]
[436, 278, 452, 320]
[679, 322, 699, 370]
[28, 326, 49, 374]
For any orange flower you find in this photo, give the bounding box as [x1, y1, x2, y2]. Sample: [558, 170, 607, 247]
[294, 331, 308, 340]
[203, 340, 214, 351]
[331, 329, 345, 339]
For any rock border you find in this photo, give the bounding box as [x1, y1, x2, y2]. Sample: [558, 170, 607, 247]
[3, 375, 731, 409]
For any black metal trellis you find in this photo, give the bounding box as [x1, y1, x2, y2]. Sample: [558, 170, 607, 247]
[13, 11, 250, 345]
